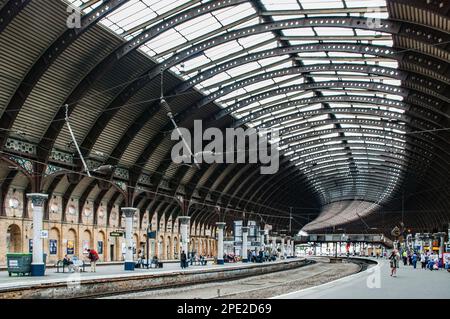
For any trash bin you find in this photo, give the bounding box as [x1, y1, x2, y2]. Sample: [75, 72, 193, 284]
[6, 253, 47, 276]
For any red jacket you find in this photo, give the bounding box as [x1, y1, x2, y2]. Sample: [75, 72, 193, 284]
[89, 250, 99, 261]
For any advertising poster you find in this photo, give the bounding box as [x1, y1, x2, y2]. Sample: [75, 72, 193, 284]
[82, 240, 89, 253]
[97, 241, 103, 255]
[67, 240, 74, 255]
[49, 239, 57, 255]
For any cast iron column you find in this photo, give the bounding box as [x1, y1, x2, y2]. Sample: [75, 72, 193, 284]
[122, 207, 137, 271]
[27, 193, 48, 276]
[179, 216, 191, 255]
[242, 226, 249, 262]
[216, 222, 226, 265]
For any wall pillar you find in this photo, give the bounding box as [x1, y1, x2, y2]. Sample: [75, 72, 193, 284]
[216, 222, 226, 265]
[121, 207, 137, 271]
[27, 193, 48, 276]
[242, 226, 249, 262]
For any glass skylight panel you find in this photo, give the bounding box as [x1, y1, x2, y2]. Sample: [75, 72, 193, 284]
[203, 40, 244, 61]
[259, 56, 291, 67]
[314, 27, 354, 36]
[175, 13, 222, 41]
[226, 62, 262, 77]
[212, 3, 256, 26]
[181, 54, 212, 73]
[229, 17, 261, 30]
[83, 0, 402, 211]
[261, 0, 301, 10]
[143, 28, 187, 54]
[149, 0, 195, 13]
[345, 0, 387, 9]
[300, 0, 344, 10]
[198, 72, 232, 90]
[238, 33, 275, 49]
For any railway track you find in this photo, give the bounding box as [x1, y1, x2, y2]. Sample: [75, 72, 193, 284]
[102, 257, 375, 299]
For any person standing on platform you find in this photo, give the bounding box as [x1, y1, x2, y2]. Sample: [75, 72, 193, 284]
[181, 250, 187, 269]
[420, 253, 426, 269]
[412, 252, 418, 269]
[402, 250, 408, 266]
[87, 249, 99, 272]
[389, 250, 400, 277]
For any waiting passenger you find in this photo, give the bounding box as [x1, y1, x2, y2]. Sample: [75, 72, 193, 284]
[63, 254, 76, 272]
[180, 250, 187, 269]
[402, 250, 408, 266]
[136, 250, 146, 268]
[87, 249, 99, 272]
[200, 255, 207, 266]
[412, 252, 418, 269]
[420, 253, 426, 269]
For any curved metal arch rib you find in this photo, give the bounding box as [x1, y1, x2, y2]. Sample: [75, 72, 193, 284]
[0, 0, 31, 34]
[69, 17, 450, 167]
[34, 0, 248, 164]
[0, 0, 129, 149]
[216, 81, 447, 119]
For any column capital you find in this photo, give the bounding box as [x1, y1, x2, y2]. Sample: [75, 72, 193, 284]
[179, 216, 191, 224]
[121, 207, 137, 218]
[216, 222, 226, 229]
[241, 226, 249, 233]
[26, 193, 48, 207]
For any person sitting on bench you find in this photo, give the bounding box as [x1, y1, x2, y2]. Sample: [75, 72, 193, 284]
[136, 250, 145, 268]
[63, 255, 75, 272]
[151, 256, 162, 268]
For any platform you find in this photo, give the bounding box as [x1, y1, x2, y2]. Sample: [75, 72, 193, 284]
[275, 258, 450, 299]
[0, 258, 306, 298]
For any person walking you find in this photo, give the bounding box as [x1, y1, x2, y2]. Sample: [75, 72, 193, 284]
[87, 248, 99, 272]
[389, 249, 400, 277]
[180, 250, 187, 269]
[402, 250, 408, 266]
[412, 252, 418, 269]
[420, 253, 426, 269]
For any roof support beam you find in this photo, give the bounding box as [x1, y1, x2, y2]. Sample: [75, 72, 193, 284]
[0, 0, 31, 34]
[35, 0, 247, 165]
[0, 0, 129, 153]
[260, 7, 388, 16]
[280, 35, 392, 41]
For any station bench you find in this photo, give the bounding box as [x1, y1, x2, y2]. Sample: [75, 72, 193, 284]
[136, 260, 163, 269]
[55, 260, 90, 273]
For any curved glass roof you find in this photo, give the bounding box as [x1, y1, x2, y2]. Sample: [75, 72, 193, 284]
[67, 0, 406, 231]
